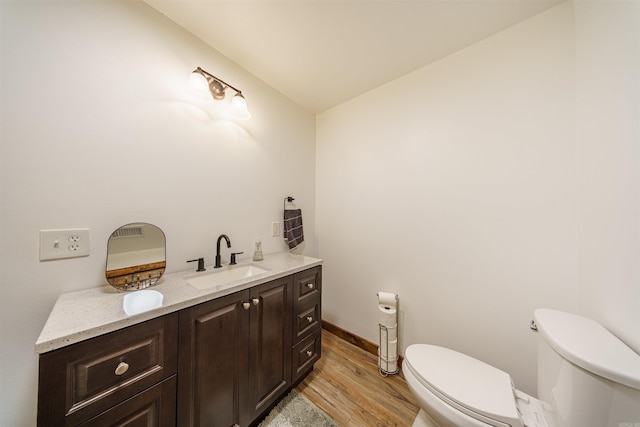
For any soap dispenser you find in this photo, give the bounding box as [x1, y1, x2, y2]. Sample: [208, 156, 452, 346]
[252, 239, 263, 261]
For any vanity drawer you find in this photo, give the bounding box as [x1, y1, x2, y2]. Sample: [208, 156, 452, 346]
[293, 266, 321, 305]
[294, 300, 321, 343]
[37, 313, 178, 426]
[78, 376, 176, 427]
[292, 329, 321, 384]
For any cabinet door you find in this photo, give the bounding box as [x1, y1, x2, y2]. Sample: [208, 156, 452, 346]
[244, 277, 292, 424]
[178, 290, 250, 427]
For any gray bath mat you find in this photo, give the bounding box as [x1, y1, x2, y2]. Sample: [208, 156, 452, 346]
[259, 389, 338, 427]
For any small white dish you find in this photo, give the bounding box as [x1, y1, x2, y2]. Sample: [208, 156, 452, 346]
[123, 289, 164, 315]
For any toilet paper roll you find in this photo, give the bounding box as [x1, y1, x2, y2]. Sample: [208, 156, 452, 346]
[378, 345, 399, 373]
[379, 357, 398, 373]
[380, 325, 397, 343]
[377, 291, 398, 309]
[379, 305, 397, 329]
[378, 291, 398, 328]
[379, 339, 398, 359]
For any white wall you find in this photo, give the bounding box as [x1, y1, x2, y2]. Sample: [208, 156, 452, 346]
[574, 0, 640, 359]
[317, 0, 639, 396]
[0, 1, 316, 425]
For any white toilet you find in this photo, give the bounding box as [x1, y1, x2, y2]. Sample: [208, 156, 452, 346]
[403, 309, 640, 427]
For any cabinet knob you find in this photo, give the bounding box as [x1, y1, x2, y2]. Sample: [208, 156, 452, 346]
[252, 297, 260, 306]
[306, 283, 314, 289]
[242, 302, 251, 310]
[114, 361, 129, 376]
[306, 350, 313, 357]
[306, 316, 313, 323]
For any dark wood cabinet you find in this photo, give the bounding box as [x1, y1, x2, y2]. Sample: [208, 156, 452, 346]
[178, 276, 293, 427]
[291, 267, 322, 383]
[37, 266, 320, 427]
[37, 314, 178, 426]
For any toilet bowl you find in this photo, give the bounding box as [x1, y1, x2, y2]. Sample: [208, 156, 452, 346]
[404, 344, 544, 427]
[403, 309, 640, 427]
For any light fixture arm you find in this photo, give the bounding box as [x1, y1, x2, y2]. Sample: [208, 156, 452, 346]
[190, 66, 251, 119]
[193, 67, 243, 96]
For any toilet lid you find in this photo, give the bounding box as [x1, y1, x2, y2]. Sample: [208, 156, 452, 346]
[405, 344, 521, 427]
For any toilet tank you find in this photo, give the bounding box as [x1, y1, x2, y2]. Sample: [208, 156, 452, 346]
[534, 309, 640, 427]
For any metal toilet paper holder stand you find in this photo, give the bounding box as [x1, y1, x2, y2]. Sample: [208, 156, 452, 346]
[377, 292, 400, 376]
[378, 324, 399, 376]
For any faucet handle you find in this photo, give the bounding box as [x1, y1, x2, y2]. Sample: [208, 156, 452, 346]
[230, 252, 244, 265]
[187, 258, 206, 272]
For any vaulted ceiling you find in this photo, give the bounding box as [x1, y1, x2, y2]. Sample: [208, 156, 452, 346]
[145, 0, 563, 113]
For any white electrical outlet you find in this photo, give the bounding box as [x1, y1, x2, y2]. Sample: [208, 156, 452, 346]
[271, 222, 281, 237]
[40, 228, 90, 261]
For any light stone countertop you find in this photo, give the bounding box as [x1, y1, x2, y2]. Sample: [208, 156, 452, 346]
[35, 252, 322, 354]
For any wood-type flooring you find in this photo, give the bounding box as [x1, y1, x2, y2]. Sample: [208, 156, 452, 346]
[296, 328, 420, 427]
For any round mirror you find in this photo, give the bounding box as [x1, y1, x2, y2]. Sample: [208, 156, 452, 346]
[105, 223, 166, 291]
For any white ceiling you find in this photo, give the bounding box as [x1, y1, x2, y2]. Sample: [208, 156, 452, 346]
[145, 0, 563, 114]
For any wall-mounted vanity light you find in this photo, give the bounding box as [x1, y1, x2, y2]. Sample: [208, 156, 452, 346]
[189, 67, 251, 120]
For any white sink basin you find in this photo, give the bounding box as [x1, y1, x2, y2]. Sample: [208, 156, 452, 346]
[186, 264, 271, 290]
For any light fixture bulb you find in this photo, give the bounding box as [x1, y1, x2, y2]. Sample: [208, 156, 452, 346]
[188, 71, 208, 91]
[231, 92, 251, 120]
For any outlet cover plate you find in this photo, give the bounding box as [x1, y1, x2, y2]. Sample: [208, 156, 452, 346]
[271, 222, 281, 237]
[40, 228, 90, 261]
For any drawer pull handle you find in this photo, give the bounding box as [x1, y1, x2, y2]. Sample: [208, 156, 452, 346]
[306, 283, 314, 289]
[252, 298, 260, 306]
[243, 302, 251, 310]
[306, 316, 313, 323]
[115, 361, 129, 376]
[306, 350, 313, 357]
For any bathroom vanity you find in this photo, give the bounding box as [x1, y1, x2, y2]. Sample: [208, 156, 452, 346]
[35, 252, 322, 427]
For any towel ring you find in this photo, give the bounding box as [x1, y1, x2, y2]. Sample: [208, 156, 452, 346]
[283, 196, 294, 210]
